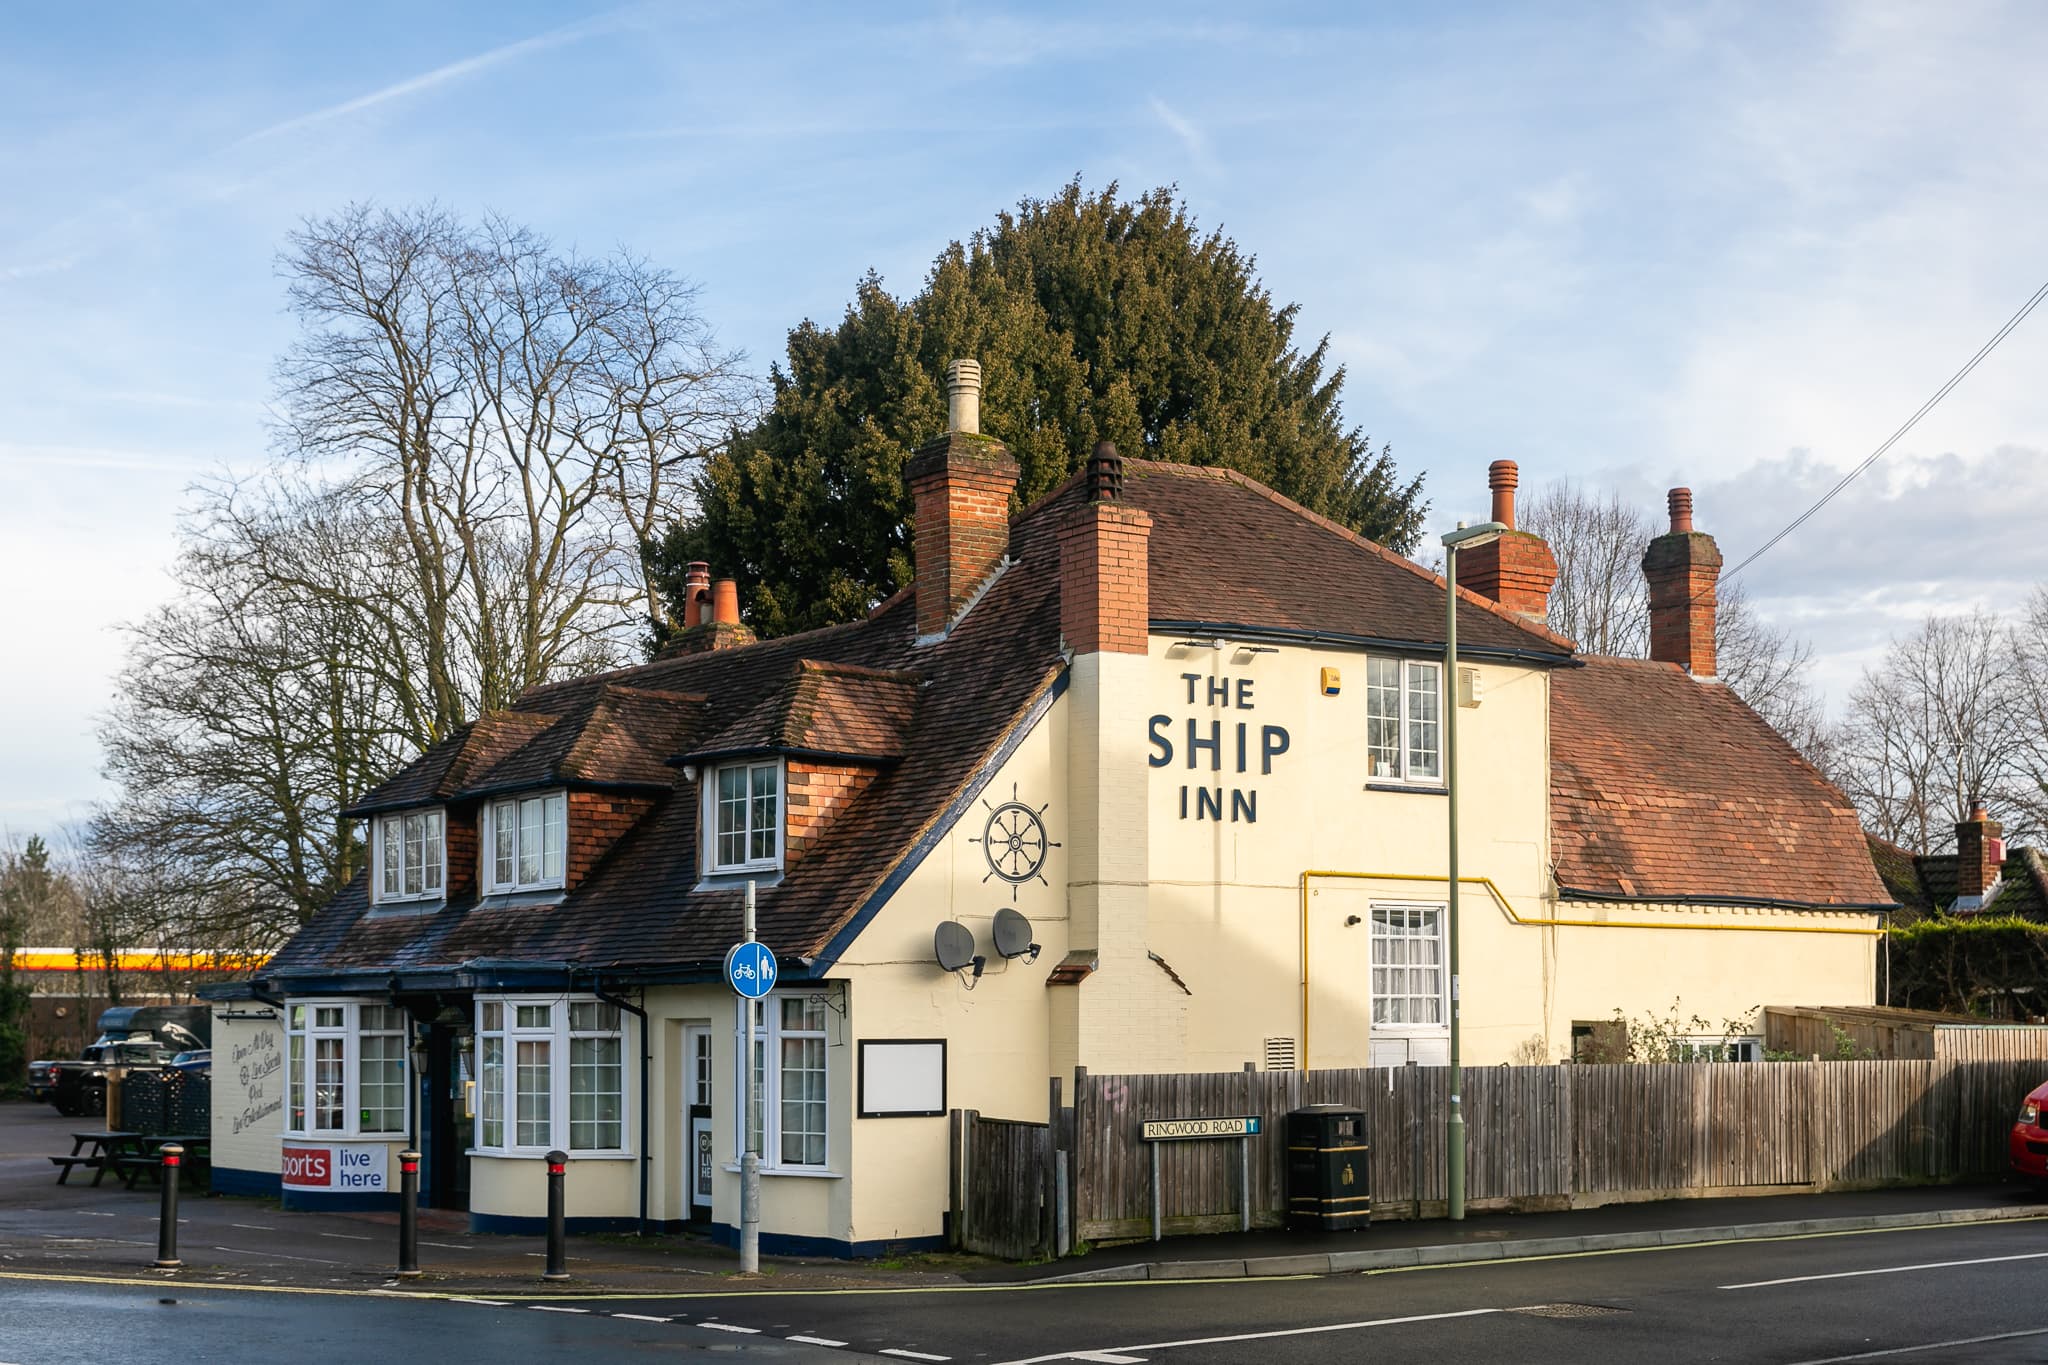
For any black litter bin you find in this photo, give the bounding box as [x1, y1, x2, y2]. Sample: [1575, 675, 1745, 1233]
[1286, 1104, 1370, 1231]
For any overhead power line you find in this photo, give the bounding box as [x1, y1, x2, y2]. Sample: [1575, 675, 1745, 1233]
[1717, 276, 2048, 589]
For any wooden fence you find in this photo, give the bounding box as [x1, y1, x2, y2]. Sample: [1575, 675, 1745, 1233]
[1765, 1006, 2048, 1063]
[1038, 1059, 2045, 1244]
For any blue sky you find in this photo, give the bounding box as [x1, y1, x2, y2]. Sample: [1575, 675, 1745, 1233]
[5, 1, 2047, 837]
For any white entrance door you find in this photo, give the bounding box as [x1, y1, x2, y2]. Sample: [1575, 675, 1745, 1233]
[1368, 902, 1452, 1067]
[685, 1026, 714, 1223]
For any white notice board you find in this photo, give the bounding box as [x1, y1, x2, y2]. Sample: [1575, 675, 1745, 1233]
[858, 1039, 947, 1117]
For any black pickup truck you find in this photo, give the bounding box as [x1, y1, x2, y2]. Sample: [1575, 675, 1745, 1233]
[39, 1006, 210, 1118]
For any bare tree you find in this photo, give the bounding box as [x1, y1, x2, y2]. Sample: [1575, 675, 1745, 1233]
[276, 205, 754, 734]
[1834, 610, 2037, 851]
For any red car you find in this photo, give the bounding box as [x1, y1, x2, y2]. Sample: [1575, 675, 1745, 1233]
[2014, 1082, 2048, 1184]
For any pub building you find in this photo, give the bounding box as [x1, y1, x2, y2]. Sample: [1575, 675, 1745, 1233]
[206, 361, 1890, 1253]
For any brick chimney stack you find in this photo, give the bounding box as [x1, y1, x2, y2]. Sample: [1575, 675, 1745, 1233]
[1956, 804, 2004, 900]
[1455, 460, 1558, 623]
[1059, 441, 1152, 655]
[655, 565, 757, 658]
[906, 359, 1019, 642]
[1643, 487, 1722, 679]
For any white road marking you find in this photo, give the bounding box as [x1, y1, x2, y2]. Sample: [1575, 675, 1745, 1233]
[528, 1305, 590, 1314]
[698, 1322, 761, 1333]
[419, 1241, 472, 1250]
[879, 1352, 951, 1362]
[209, 1246, 344, 1266]
[612, 1313, 671, 1323]
[1722, 1251, 2048, 1289]
[449, 1297, 511, 1306]
[1784, 1327, 2048, 1363]
[996, 1308, 1502, 1364]
[318, 1233, 372, 1241]
[1059, 1355, 1146, 1364]
[230, 1224, 273, 1231]
[787, 1337, 849, 1348]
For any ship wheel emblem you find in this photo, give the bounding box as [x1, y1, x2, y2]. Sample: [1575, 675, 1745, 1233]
[970, 783, 1058, 899]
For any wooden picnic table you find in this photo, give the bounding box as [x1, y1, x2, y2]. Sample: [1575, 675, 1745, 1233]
[48, 1129, 140, 1187]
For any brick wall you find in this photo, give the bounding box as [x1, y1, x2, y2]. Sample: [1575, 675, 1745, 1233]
[1456, 530, 1558, 621]
[1058, 503, 1153, 655]
[1643, 531, 1723, 678]
[566, 791, 658, 892]
[784, 761, 881, 866]
[445, 813, 479, 900]
[906, 433, 1020, 639]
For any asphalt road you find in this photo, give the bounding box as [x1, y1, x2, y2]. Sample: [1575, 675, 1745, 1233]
[12, 1220, 2048, 1363]
[507, 1218, 2048, 1364]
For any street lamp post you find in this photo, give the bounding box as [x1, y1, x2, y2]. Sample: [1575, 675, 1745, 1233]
[1440, 519, 1504, 1222]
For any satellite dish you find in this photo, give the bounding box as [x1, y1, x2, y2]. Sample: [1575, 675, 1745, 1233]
[934, 921, 978, 974]
[992, 907, 1038, 960]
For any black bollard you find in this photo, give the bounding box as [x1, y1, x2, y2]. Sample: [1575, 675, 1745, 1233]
[154, 1144, 184, 1268]
[397, 1149, 421, 1279]
[542, 1149, 569, 1281]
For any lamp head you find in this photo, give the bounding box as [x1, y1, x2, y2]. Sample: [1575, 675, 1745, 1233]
[1441, 519, 1508, 550]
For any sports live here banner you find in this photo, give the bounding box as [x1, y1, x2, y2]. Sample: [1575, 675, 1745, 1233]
[281, 1143, 389, 1191]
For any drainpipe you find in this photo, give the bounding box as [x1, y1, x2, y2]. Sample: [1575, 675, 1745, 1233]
[592, 977, 651, 1236]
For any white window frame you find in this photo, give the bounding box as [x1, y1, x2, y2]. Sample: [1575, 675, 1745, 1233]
[471, 995, 631, 1157]
[1369, 902, 1449, 1031]
[1364, 657, 1443, 786]
[705, 759, 784, 874]
[282, 999, 411, 1139]
[482, 791, 568, 895]
[734, 992, 830, 1171]
[1671, 1036, 1763, 1063]
[372, 808, 446, 904]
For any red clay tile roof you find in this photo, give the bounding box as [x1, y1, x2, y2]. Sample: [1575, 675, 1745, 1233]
[1868, 833, 2048, 922]
[1551, 657, 1892, 908]
[346, 711, 560, 816]
[457, 683, 706, 796]
[683, 660, 921, 764]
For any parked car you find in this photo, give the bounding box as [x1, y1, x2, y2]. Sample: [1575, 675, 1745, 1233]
[2012, 1081, 2048, 1187]
[168, 1049, 211, 1074]
[26, 1058, 63, 1102]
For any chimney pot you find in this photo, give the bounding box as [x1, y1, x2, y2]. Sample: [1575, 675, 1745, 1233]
[683, 561, 712, 628]
[712, 578, 740, 626]
[945, 358, 983, 436]
[1087, 441, 1125, 503]
[1668, 487, 1694, 534]
[1487, 460, 1519, 530]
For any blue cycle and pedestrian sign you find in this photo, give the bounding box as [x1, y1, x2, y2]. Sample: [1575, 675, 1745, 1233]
[725, 941, 778, 998]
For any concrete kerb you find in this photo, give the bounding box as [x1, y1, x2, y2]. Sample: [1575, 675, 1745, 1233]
[1032, 1205, 2048, 1284]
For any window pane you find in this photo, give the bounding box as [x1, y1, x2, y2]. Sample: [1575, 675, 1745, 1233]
[779, 1034, 827, 1166]
[359, 1004, 401, 1032]
[1366, 658, 1402, 779]
[313, 1037, 346, 1131]
[542, 794, 565, 882]
[359, 1032, 405, 1133]
[403, 813, 424, 895]
[288, 1033, 305, 1130]
[516, 1039, 551, 1147]
[516, 1004, 551, 1030]
[518, 798, 543, 884]
[422, 810, 444, 893]
[570, 1035, 622, 1150]
[1406, 662, 1441, 780]
[717, 766, 747, 867]
[479, 1036, 504, 1148]
[314, 1006, 344, 1029]
[494, 801, 516, 886]
[749, 765, 778, 863]
[480, 1000, 503, 1032]
[569, 1001, 619, 1032]
[380, 817, 401, 897]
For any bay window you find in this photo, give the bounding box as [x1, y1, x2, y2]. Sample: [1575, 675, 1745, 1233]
[738, 994, 829, 1169]
[1365, 657, 1442, 784]
[474, 996, 627, 1155]
[374, 809, 445, 903]
[710, 760, 782, 873]
[284, 1000, 410, 1138]
[484, 792, 566, 894]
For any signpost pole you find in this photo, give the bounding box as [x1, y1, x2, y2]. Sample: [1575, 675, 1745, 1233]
[740, 879, 761, 1275]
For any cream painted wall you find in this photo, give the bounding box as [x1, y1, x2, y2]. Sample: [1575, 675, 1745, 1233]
[209, 1009, 285, 1175]
[472, 1153, 636, 1219]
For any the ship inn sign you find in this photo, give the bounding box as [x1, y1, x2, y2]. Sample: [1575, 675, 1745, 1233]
[1140, 1115, 1263, 1141]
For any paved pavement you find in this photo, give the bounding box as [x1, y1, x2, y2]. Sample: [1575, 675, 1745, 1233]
[4, 1096, 2045, 1300]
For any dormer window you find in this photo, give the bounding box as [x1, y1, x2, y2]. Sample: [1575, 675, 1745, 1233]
[374, 809, 444, 904]
[709, 759, 782, 873]
[484, 791, 566, 894]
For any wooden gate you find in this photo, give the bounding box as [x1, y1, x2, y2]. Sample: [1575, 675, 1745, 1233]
[949, 1109, 1054, 1259]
